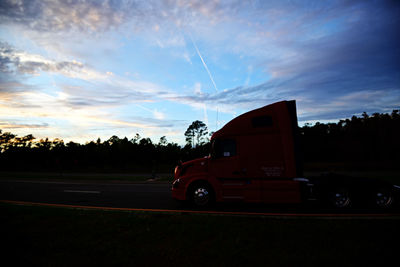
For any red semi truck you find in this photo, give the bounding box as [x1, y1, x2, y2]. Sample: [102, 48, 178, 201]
[172, 100, 399, 208]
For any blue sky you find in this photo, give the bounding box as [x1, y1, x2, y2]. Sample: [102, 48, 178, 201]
[0, 0, 399, 145]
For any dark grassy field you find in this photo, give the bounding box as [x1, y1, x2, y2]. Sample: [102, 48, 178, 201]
[2, 203, 399, 266]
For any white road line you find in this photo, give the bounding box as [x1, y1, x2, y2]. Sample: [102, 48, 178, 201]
[63, 190, 101, 194]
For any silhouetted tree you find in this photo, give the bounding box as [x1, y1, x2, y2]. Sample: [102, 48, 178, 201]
[184, 120, 208, 147]
[158, 136, 167, 146]
[130, 133, 141, 144]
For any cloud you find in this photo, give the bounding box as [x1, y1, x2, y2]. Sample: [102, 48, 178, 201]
[0, 41, 176, 107]
[298, 89, 400, 121]
[165, 1, 400, 120]
[0, 121, 49, 129]
[1, 0, 399, 143]
[0, 43, 181, 138]
[0, 41, 92, 78]
[0, 0, 130, 33]
[0, 0, 242, 34]
[152, 110, 165, 120]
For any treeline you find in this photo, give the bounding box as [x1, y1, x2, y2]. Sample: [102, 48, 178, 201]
[300, 110, 400, 169]
[0, 133, 209, 173]
[0, 110, 399, 172]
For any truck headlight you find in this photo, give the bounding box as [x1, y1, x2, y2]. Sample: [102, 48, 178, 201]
[174, 166, 179, 175]
[172, 178, 181, 189]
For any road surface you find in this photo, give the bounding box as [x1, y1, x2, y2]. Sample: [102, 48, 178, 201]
[1, 179, 399, 216]
[1, 179, 176, 209]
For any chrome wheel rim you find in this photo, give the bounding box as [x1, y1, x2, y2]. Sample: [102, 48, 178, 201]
[376, 192, 393, 208]
[332, 192, 350, 208]
[193, 187, 210, 206]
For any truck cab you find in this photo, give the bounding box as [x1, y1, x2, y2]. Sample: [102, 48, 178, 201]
[172, 100, 308, 207]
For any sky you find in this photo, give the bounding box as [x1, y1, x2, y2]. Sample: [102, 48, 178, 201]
[0, 0, 399, 145]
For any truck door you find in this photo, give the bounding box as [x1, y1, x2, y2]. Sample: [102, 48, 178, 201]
[240, 132, 300, 203]
[209, 138, 260, 202]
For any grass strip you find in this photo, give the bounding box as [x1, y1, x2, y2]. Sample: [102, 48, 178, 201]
[1, 203, 399, 266]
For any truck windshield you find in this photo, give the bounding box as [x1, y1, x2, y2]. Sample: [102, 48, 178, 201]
[211, 139, 236, 158]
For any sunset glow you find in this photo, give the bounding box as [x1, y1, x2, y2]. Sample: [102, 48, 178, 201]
[1, 0, 399, 144]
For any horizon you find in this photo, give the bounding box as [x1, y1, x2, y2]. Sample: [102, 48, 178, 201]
[1, 107, 397, 146]
[1, 0, 399, 145]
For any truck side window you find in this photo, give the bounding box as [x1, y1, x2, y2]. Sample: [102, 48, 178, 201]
[252, 115, 273, 128]
[213, 139, 236, 158]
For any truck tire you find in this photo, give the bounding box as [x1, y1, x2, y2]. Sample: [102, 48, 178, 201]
[374, 188, 393, 209]
[328, 188, 352, 208]
[187, 182, 215, 208]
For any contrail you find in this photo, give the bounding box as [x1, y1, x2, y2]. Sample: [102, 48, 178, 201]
[189, 34, 220, 130]
[189, 35, 219, 93]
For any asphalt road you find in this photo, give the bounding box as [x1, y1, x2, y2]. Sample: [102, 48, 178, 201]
[1, 179, 399, 215]
[0, 179, 176, 209]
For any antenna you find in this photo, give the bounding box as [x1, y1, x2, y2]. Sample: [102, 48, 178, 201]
[216, 107, 219, 131]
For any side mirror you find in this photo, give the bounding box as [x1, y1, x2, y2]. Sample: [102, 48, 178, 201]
[210, 150, 216, 159]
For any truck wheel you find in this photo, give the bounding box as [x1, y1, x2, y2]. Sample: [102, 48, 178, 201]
[188, 182, 215, 208]
[374, 189, 393, 209]
[329, 188, 351, 208]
